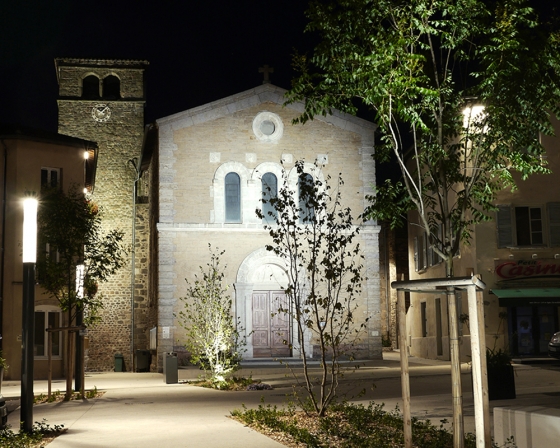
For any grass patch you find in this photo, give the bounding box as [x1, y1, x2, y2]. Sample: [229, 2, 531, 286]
[231, 401, 517, 448]
[0, 419, 65, 448]
[34, 387, 104, 404]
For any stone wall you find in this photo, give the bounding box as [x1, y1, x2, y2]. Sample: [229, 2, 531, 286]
[133, 202, 155, 352]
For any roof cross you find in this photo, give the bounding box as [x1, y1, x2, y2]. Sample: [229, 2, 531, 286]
[258, 65, 274, 84]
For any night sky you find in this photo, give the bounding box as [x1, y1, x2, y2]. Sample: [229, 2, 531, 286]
[0, 0, 312, 132]
[2, 0, 556, 136]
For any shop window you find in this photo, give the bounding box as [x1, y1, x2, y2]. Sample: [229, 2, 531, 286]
[261, 172, 277, 224]
[82, 75, 100, 99]
[34, 307, 61, 358]
[225, 172, 241, 223]
[298, 173, 315, 224]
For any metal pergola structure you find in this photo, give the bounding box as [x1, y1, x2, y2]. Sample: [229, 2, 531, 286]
[392, 276, 490, 448]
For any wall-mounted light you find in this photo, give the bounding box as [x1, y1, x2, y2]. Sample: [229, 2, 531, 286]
[555, 254, 560, 259]
[83, 150, 90, 160]
[508, 254, 514, 259]
[532, 254, 538, 259]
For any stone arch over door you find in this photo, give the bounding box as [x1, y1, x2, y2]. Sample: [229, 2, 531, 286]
[235, 248, 311, 359]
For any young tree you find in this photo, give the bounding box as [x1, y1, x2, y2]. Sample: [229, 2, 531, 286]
[37, 186, 126, 398]
[287, 0, 560, 278]
[257, 161, 365, 417]
[286, 1, 560, 442]
[177, 246, 243, 388]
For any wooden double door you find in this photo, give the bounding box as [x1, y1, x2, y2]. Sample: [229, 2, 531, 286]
[252, 291, 291, 358]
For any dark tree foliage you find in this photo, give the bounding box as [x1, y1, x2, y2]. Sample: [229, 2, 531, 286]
[37, 186, 126, 326]
[287, 0, 560, 276]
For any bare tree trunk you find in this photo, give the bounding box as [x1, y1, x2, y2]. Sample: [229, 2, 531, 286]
[48, 329, 52, 400]
[65, 330, 74, 401]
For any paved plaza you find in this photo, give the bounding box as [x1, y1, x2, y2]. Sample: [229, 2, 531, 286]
[2, 352, 559, 447]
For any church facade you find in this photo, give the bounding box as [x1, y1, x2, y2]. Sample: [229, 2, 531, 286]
[154, 84, 383, 365]
[51, 58, 382, 373]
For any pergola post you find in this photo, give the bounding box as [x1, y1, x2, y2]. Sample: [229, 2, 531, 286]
[397, 289, 412, 448]
[447, 287, 464, 448]
[391, 276, 488, 448]
[467, 285, 491, 448]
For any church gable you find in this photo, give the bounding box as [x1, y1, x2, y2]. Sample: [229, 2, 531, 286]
[157, 84, 376, 227]
[157, 83, 375, 137]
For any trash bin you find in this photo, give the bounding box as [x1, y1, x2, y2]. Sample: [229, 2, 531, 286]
[135, 349, 151, 372]
[163, 352, 178, 384]
[114, 353, 124, 372]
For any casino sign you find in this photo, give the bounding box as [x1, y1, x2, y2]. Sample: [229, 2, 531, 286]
[495, 259, 560, 281]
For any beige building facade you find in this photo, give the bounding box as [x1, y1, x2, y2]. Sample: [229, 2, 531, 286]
[0, 125, 97, 379]
[406, 121, 560, 361]
[155, 84, 382, 365]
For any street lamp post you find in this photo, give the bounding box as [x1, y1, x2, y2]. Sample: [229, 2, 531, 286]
[75, 263, 85, 394]
[21, 197, 38, 433]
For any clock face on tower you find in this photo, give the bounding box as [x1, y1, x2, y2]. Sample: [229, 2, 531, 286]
[92, 103, 111, 122]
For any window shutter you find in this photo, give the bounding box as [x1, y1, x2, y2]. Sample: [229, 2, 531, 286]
[422, 234, 428, 269]
[414, 237, 419, 272]
[427, 234, 433, 267]
[547, 202, 560, 247]
[496, 205, 513, 248]
[414, 234, 426, 271]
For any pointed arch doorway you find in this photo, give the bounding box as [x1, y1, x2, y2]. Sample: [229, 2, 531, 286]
[236, 248, 306, 359]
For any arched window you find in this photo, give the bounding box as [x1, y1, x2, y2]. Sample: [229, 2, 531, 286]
[102, 75, 121, 99]
[299, 173, 315, 224]
[82, 75, 100, 99]
[225, 172, 241, 223]
[261, 172, 278, 224]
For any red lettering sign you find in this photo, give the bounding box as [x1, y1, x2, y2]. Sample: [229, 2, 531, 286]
[495, 259, 560, 281]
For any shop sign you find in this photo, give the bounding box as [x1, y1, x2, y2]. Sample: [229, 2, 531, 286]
[495, 259, 560, 281]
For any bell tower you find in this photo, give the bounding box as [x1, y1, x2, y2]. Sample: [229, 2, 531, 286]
[55, 58, 149, 371]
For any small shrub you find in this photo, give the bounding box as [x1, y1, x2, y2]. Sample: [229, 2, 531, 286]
[231, 401, 516, 448]
[177, 246, 245, 385]
[0, 419, 65, 448]
[246, 382, 273, 391]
